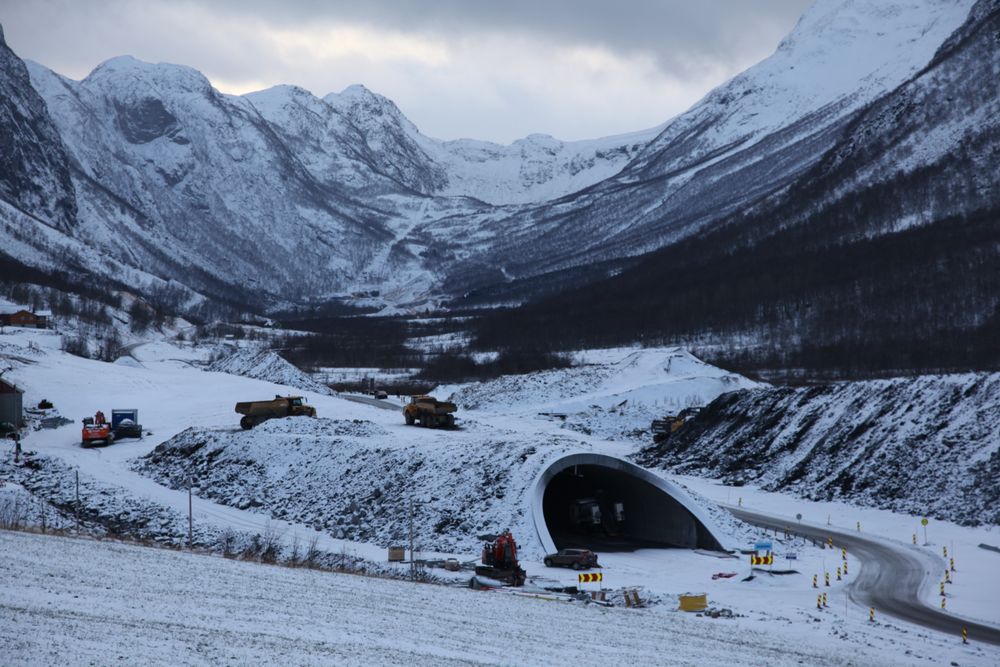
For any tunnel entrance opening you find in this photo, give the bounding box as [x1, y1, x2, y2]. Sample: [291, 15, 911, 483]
[542, 464, 723, 553]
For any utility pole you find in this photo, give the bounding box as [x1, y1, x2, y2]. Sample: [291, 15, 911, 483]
[408, 497, 415, 581]
[74, 470, 80, 534]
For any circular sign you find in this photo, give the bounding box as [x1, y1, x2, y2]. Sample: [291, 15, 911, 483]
[796, 513, 802, 520]
[921, 518, 929, 526]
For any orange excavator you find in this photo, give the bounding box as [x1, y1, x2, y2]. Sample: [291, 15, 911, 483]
[475, 530, 526, 586]
[81, 410, 113, 447]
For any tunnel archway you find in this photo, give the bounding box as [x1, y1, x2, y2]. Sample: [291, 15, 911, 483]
[532, 453, 728, 554]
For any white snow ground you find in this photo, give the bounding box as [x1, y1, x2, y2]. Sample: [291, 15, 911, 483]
[2, 327, 998, 665]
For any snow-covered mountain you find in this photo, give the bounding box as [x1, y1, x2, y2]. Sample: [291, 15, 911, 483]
[429, 0, 979, 290]
[0, 0, 989, 316]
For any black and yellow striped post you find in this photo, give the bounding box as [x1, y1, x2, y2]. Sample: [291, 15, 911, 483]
[841, 547, 847, 561]
[822, 593, 828, 607]
[912, 533, 917, 545]
[943, 545, 948, 558]
[843, 560, 848, 576]
[816, 594, 822, 610]
[950, 557, 955, 572]
[824, 572, 830, 587]
[941, 597, 946, 610]
[869, 607, 875, 623]
[940, 581, 945, 597]
[945, 569, 952, 584]
[856, 521, 861, 532]
[827, 536, 833, 549]
[836, 567, 842, 581]
[962, 627, 968, 644]
[812, 574, 818, 588]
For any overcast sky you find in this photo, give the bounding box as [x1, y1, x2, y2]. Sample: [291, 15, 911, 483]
[2, 0, 813, 143]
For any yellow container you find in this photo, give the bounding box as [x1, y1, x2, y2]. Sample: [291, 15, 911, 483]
[678, 593, 708, 612]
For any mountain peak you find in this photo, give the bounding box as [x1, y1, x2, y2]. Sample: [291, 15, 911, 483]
[84, 55, 212, 95]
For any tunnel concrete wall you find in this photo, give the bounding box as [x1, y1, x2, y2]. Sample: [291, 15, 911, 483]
[531, 453, 730, 554]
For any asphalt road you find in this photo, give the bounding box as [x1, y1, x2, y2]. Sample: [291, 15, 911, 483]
[728, 506, 1000, 647]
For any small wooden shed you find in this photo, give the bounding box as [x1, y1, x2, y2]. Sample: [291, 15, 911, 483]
[0, 379, 23, 427]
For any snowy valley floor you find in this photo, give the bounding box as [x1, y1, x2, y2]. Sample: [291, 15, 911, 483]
[1, 329, 999, 665]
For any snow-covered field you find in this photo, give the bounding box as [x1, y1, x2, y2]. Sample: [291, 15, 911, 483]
[3, 529, 995, 667]
[2, 327, 999, 664]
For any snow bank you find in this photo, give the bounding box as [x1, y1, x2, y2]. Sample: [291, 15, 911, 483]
[207, 348, 333, 395]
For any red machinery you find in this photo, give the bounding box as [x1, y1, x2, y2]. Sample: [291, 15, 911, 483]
[475, 530, 526, 586]
[81, 412, 113, 447]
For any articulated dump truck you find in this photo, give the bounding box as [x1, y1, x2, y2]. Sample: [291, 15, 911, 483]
[235, 395, 316, 429]
[403, 395, 457, 428]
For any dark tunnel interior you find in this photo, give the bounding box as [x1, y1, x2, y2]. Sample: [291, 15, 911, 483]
[542, 464, 723, 552]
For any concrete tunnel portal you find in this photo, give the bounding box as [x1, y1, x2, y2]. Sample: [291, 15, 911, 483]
[533, 454, 726, 554]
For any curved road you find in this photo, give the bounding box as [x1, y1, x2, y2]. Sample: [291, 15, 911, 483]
[728, 506, 1000, 647]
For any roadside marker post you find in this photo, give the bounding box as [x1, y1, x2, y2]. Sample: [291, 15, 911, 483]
[950, 557, 955, 572]
[962, 627, 968, 644]
[941, 597, 946, 610]
[837, 567, 842, 581]
[940, 581, 945, 597]
[822, 593, 828, 607]
[856, 521, 861, 532]
[841, 548, 847, 561]
[945, 569, 951, 584]
[825, 572, 830, 587]
[869, 607, 875, 623]
[817, 594, 822, 610]
[913, 533, 917, 545]
[843, 560, 848, 576]
[827, 536, 833, 549]
[812, 574, 818, 588]
[943, 546, 948, 558]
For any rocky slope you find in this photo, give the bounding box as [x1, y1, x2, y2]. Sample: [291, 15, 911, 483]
[634, 373, 1000, 526]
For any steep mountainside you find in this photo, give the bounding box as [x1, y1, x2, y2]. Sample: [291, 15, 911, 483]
[633, 373, 1000, 526]
[0, 25, 75, 232]
[431, 0, 977, 292]
[474, 0, 999, 374]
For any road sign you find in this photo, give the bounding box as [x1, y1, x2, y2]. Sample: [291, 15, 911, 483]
[578, 572, 603, 583]
[755, 539, 773, 552]
[751, 554, 774, 566]
[796, 513, 802, 521]
[921, 518, 929, 526]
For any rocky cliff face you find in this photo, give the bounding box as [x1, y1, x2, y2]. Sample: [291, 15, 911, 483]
[0, 25, 76, 232]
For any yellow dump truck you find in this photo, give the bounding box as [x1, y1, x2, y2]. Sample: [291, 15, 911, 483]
[403, 395, 457, 428]
[235, 395, 316, 429]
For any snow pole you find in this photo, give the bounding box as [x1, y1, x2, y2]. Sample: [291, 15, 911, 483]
[75, 470, 80, 534]
[187, 477, 193, 549]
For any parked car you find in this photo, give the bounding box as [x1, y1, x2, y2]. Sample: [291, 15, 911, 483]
[373, 390, 389, 399]
[543, 548, 599, 570]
